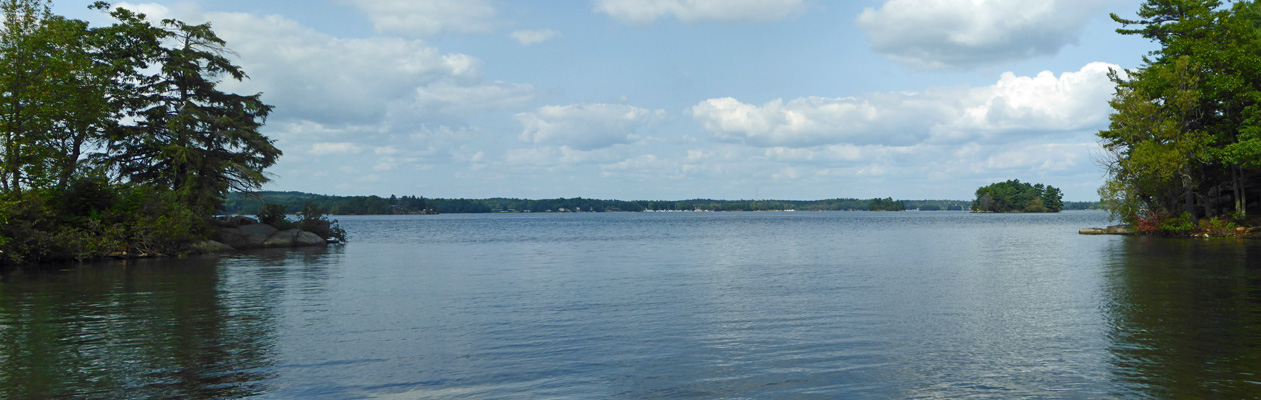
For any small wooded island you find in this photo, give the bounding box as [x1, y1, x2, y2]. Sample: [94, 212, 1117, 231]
[971, 180, 1064, 213]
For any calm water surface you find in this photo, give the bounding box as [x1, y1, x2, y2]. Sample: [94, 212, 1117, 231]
[4, 211, 1261, 398]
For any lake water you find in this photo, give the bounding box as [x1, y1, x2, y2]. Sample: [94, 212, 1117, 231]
[4, 211, 1261, 398]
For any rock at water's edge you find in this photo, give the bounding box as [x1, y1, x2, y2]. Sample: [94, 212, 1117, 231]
[214, 224, 279, 249]
[191, 240, 236, 254]
[212, 223, 330, 250]
[1080, 225, 1135, 235]
[263, 229, 328, 248]
[211, 215, 259, 228]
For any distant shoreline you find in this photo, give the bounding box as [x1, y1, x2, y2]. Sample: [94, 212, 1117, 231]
[223, 191, 1103, 215]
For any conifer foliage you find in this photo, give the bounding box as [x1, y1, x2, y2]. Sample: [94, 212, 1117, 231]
[1099, 0, 1261, 224]
[0, 1, 281, 263]
[971, 180, 1064, 213]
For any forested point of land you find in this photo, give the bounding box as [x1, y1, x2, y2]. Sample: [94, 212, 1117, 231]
[971, 180, 1065, 213]
[0, 1, 338, 264]
[224, 192, 1102, 215]
[1098, 0, 1261, 234]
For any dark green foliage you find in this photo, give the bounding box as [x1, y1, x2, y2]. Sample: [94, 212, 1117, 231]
[0, 185, 204, 263]
[256, 203, 291, 230]
[95, 11, 279, 216]
[294, 202, 346, 243]
[0, 2, 279, 264]
[972, 180, 1064, 213]
[252, 201, 344, 242]
[113, 186, 204, 255]
[1101, 0, 1261, 224]
[866, 197, 906, 211]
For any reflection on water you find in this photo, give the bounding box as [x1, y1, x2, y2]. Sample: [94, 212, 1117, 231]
[1105, 237, 1261, 398]
[8, 213, 1261, 398]
[0, 247, 338, 399]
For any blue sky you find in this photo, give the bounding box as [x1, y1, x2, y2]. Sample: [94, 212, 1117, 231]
[56, 0, 1156, 201]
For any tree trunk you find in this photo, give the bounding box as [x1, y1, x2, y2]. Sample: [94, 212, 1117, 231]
[1183, 167, 1198, 223]
[1235, 166, 1247, 218]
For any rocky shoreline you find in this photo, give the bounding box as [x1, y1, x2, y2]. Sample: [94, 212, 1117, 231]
[1078, 225, 1135, 235]
[1079, 224, 1260, 238]
[190, 215, 334, 255]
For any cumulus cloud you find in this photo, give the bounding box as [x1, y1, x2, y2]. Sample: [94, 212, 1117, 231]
[984, 143, 1095, 171]
[856, 0, 1108, 69]
[946, 63, 1118, 138]
[510, 29, 561, 45]
[692, 62, 1118, 148]
[692, 95, 935, 147]
[516, 104, 668, 150]
[340, 0, 499, 37]
[594, 0, 805, 24]
[199, 12, 536, 125]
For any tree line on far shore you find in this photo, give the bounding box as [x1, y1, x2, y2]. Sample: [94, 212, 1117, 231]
[223, 192, 1101, 215]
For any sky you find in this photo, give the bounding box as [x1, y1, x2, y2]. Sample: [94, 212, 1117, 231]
[54, 0, 1158, 201]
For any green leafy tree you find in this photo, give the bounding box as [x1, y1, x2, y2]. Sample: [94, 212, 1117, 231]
[1101, 0, 1261, 223]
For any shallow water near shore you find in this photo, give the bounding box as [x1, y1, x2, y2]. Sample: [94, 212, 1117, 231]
[4, 211, 1261, 398]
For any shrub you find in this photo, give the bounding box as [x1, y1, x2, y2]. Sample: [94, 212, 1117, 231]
[1198, 216, 1238, 236]
[294, 202, 346, 242]
[0, 185, 220, 265]
[58, 175, 118, 222]
[0, 191, 124, 263]
[1160, 212, 1195, 233]
[1133, 211, 1196, 235]
[257, 203, 293, 230]
[114, 187, 207, 256]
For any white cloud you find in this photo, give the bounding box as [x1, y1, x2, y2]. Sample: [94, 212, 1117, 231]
[310, 142, 364, 155]
[764, 145, 867, 163]
[984, 143, 1095, 171]
[504, 146, 623, 170]
[946, 62, 1118, 138]
[208, 13, 478, 120]
[340, 0, 498, 37]
[509, 29, 561, 45]
[594, 0, 805, 24]
[516, 104, 668, 150]
[409, 81, 538, 116]
[856, 0, 1108, 69]
[691, 96, 932, 147]
[692, 62, 1118, 148]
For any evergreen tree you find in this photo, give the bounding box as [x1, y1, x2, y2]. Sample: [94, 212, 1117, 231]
[99, 10, 279, 215]
[1101, 0, 1261, 222]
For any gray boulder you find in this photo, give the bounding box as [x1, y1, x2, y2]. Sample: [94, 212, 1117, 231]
[1079, 225, 1136, 235]
[211, 215, 259, 228]
[214, 223, 279, 249]
[190, 240, 235, 254]
[264, 229, 328, 248]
